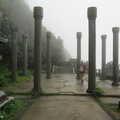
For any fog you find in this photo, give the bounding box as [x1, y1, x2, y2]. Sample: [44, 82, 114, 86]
[25, 0, 120, 69]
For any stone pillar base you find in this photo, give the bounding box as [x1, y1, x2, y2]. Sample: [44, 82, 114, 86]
[86, 89, 93, 93]
[76, 77, 80, 80]
[46, 76, 52, 79]
[112, 82, 119, 86]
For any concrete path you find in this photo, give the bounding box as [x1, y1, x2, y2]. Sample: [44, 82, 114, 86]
[20, 96, 112, 120]
[1, 74, 120, 120]
[2, 74, 119, 96]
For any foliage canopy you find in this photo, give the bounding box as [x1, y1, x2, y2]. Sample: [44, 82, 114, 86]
[0, 0, 71, 69]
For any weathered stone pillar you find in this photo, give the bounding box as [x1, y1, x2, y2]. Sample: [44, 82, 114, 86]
[46, 32, 51, 79]
[22, 34, 28, 76]
[112, 27, 119, 86]
[76, 32, 82, 79]
[87, 7, 97, 93]
[0, 12, 2, 32]
[33, 7, 43, 91]
[11, 25, 18, 82]
[101, 35, 107, 79]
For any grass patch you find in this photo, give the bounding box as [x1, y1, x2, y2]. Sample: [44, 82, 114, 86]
[0, 69, 33, 88]
[0, 99, 27, 120]
[93, 87, 104, 99]
[5, 86, 14, 95]
[106, 72, 120, 81]
[0, 69, 33, 95]
[0, 73, 11, 87]
[107, 103, 120, 120]
[99, 101, 120, 120]
[16, 70, 32, 82]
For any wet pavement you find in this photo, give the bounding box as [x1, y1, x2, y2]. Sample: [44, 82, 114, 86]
[20, 96, 112, 120]
[2, 74, 120, 96]
[1, 74, 120, 120]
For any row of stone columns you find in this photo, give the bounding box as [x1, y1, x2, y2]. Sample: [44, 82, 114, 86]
[33, 7, 52, 91]
[0, 11, 28, 82]
[101, 27, 120, 86]
[11, 26, 28, 82]
[1, 8, 51, 92]
[76, 7, 97, 93]
[101, 27, 119, 86]
[76, 7, 120, 93]
[0, 7, 51, 91]
[10, 6, 120, 92]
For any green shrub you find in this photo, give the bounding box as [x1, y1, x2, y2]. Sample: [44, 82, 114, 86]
[0, 66, 11, 87]
[0, 100, 27, 120]
[0, 67, 33, 88]
[0, 66, 9, 74]
[6, 86, 14, 95]
[106, 72, 120, 81]
[16, 71, 32, 82]
[17, 71, 23, 76]
[93, 87, 104, 99]
[27, 70, 33, 75]
[0, 75, 10, 87]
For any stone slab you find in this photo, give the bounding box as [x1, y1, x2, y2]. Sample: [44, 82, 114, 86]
[20, 96, 112, 120]
[100, 97, 120, 104]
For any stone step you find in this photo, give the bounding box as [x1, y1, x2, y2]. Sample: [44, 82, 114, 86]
[56, 66, 73, 73]
[0, 91, 14, 108]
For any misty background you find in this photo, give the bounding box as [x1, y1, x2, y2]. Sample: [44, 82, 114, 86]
[0, 0, 120, 70]
[25, 0, 120, 69]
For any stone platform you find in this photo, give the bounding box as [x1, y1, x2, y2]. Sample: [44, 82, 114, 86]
[1, 74, 119, 96]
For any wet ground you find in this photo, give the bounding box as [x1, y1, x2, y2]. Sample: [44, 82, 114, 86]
[20, 96, 112, 120]
[1, 74, 120, 120]
[3, 74, 120, 96]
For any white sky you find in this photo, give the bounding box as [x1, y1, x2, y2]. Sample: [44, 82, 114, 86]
[25, 0, 120, 69]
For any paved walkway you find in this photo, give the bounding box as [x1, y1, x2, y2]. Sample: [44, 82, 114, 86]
[20, 96, 112, 120]
[1, 74, 120, 120]
[2, 74, 120, 96]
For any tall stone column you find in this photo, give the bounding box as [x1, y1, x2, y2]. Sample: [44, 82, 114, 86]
[0, 12, 2, 32]
[76, 32, 82, 79]
[33, 7, 43, 91]
[11, 25, 18, 82]
[112, 27, 119, 86]
[46, 32, 51, 79]
[87, 7, 97, 93]
[22, 34, 28, 76]
[101, 35, 107, 79]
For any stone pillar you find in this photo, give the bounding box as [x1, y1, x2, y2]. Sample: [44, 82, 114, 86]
[101, 35, 107, 79]
[87, 7, 97, 93]
[0, 12, 2, 32]
[46, 32, 51, 79]
[33, 7, 43, 91]
[76, 32, 82, 79]
[11, 25, 18, 82]
[22, 34, 28, 76]
[112, 27, 119, 86]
